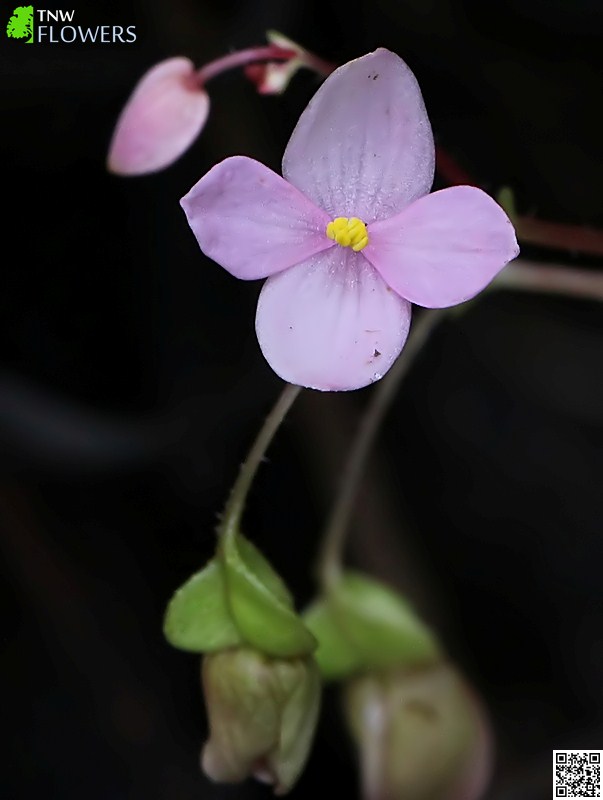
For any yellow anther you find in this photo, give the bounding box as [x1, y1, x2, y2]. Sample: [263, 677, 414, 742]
[326, 216, 369, 252]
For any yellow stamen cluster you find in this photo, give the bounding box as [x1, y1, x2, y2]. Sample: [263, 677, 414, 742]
[326, 217, 369, 252]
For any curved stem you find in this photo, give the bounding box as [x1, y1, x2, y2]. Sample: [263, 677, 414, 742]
[515, 217, 603, 259]
[317, 310, 447, 590]
[196, 45, 296, 86]
[300, 50, 337, 78]
[435, 145, 478, 187]
[316, 257, 602, 591]
[219, 383, 302, 548]
[436, 145, 603, 259]
[494, 259, 603, 302]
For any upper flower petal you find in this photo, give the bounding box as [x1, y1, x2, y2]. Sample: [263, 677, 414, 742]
[255, 248, 412, 391]
[363, 186, 520, 308]
[108, 57, 209, 176]
[282, 48, 434, 223]
[181, 156, 333, 280]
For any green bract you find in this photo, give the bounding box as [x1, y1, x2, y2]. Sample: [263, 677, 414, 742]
[163, 559, 242, 652]
[163, 533, 316, 658]
[303, 572, 441, 680]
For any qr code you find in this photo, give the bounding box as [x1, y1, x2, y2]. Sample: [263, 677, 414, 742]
[554, 751, 602, 797]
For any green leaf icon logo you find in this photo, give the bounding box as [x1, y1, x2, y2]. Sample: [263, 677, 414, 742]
[7, 6, 34, 43]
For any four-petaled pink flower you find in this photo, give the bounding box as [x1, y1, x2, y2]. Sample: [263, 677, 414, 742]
[181, 49, 519, 391]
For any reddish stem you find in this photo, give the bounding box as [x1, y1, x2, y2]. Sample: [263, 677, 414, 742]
[496, 259, 603, 301]
[514, 217, 603, 259]
[301, 50, 337, 78]
[436, 144, 603, 259]
[195, 45, 297, 86]
[435, 145, 477, 186]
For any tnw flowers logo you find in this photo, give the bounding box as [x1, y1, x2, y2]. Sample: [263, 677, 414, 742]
[6, 6, 34, 43]
[5, 7, 137, 44]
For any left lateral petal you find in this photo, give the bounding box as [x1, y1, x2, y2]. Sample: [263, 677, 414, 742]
[364, 186, 520, 308]
[181, 156, 332, 280]
[255, 249, 412, 391]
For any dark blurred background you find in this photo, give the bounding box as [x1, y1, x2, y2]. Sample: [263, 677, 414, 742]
[1, 1, 602, 798]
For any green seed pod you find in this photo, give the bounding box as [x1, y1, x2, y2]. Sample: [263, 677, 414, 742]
[201, 647, 321, 795]
[344, 663, 491, 800]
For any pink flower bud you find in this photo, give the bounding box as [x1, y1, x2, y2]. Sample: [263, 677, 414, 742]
[107, 57, 209, 176]
[343, 664, 492, 800]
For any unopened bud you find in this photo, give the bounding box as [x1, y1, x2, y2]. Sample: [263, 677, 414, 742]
[108, 57, 209, 176]
[344, 664, 492, 800]
[201, 647, 321, 795]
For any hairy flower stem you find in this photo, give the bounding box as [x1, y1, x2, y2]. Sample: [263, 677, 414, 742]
[317, 257, 602, 591]
[219, 383, 302, 548]
[317, 310, 448, 591]
[195, 46, 297, 86]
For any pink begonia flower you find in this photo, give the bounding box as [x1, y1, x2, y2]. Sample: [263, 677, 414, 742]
[181, 49, 519, 391]
[108, 57, 210, 176]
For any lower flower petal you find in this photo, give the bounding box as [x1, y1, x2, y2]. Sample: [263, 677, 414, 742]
[363, 186, 520, 308]
[181, 157, 333, 280]
[255, 249, 412, 391]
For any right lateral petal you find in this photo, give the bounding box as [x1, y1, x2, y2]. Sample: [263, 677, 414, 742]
[181, 156, 333, 280]
[363, 186, 519, 308]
